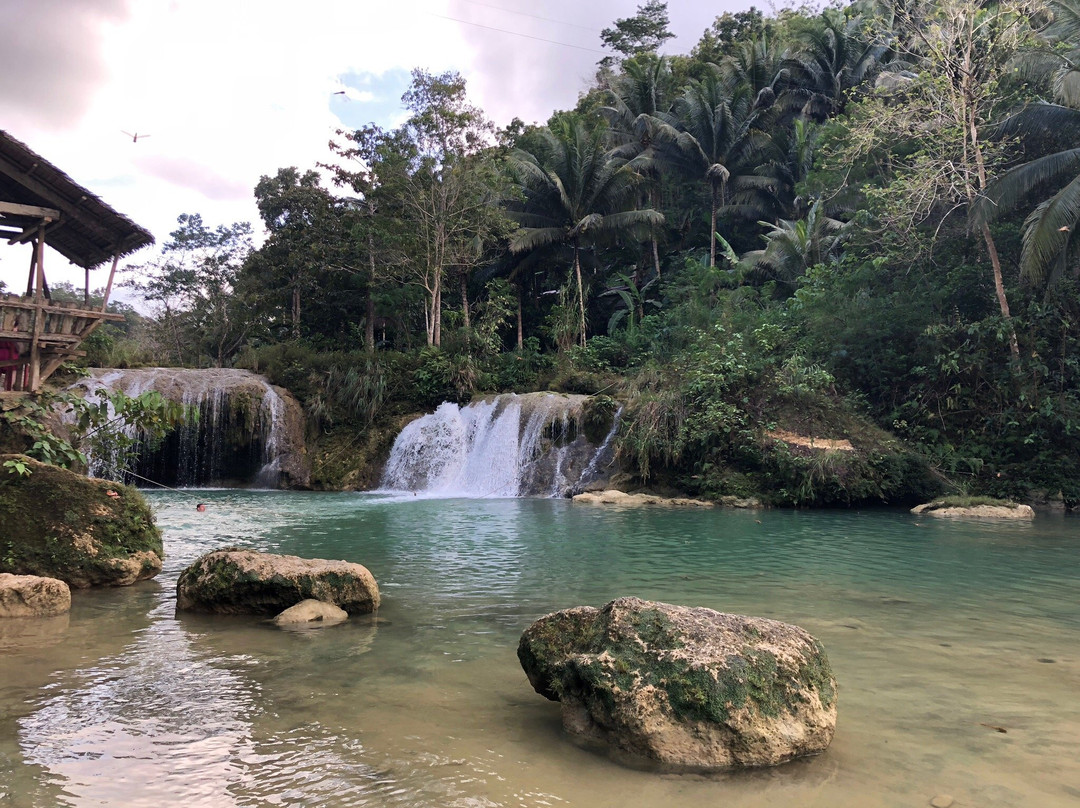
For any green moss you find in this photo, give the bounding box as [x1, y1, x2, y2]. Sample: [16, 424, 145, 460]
[526, 603, 836, 728]
[921, 495, 1019, 509]
[0, 454, 162, 586]
[582, 395, 619, 444]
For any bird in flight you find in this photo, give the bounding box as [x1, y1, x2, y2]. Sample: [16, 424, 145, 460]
[121, 131, 151, 142]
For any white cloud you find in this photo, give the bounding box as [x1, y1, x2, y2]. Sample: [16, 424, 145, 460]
[0, 0, 749, 291]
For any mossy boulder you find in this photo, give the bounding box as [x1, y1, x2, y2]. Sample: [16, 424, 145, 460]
[911, 498, 1035, 519]
[176, 548, 380, 615]
[0, 455, 163, 588]
[518, 597, 837, 772]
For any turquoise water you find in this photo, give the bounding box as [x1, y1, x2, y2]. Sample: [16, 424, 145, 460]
[2, 491, 1078, 807]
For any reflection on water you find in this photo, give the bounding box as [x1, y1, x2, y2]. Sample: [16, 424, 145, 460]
[1, 491, 1079, 807]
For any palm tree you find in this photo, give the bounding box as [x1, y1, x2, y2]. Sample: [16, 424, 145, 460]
[980, 103, 1080, 288]
[778, 8, 889, 121]
[508, 115, 664, 347]
[601, 54, 676, 278]
[977, 0, 1080, 289]
[661, 71, 780, 267]
[738, 201, 847, 292]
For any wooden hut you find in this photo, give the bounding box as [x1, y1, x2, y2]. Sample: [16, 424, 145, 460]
[0, 130, 153, 393]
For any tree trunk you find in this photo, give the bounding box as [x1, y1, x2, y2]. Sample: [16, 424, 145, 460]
[980, 222, 1020, 358]
[652, 235, 661, 279]
[433, 269, 442, 348]
[366, 230, 376, 354]
[291, 282, 301, 339]
[516, 284, 524, 351]
[574, 243, 586, 348]
[964, 79, 1019, 360]
[709, 183, 719, 268]
[460, 271, 470, 346]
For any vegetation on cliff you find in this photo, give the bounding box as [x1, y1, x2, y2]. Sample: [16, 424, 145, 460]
[49, 0, 1080, 506]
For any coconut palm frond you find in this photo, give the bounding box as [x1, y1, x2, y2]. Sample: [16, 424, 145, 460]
[1019, 173, 1080, 285]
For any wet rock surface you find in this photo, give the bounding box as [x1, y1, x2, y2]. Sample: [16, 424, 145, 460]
[0, 573, 71, 617]
[177, 548, 380, 615]
[518, 597, 837, 771]
[273, 599, 349, 626]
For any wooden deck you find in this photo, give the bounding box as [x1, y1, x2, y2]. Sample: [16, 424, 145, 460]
[0, 293, 124, 392]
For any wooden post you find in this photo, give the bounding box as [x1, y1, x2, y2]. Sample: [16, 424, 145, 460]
[25, 246, 36, 296]
[100, 252, 119, 312]
[85, 265, 91, 306]
[28, 225, 46, 391]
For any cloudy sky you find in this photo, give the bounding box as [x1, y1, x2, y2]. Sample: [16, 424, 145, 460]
[1, 0, 750, 289]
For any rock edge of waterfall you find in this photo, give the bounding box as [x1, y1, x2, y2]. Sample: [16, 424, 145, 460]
[176, 548, 380, 615]
[518, 597, 837, 772]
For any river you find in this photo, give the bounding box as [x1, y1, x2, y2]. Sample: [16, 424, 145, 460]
[1, 491, 1077, 807]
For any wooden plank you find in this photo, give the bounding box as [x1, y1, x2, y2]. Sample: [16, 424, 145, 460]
[100, 253, 120, 312]
[28, 225, 45, 391]
[0, 330, 82, 344]
[0, 299, 125, 320]
[0, 201, 61, 219]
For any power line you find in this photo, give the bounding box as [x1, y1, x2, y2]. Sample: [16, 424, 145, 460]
[428, 12, 609, 55]
[451, 0, 600, 33]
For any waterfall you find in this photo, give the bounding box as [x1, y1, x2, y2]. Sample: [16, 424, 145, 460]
[380, 393, 620, 498]
[68, 368, 309, 489]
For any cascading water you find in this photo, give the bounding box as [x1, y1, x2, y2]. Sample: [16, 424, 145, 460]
[68, 368, 309, 488]
[380, 392, 620, 498]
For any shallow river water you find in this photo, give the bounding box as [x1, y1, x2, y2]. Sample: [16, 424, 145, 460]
[2, 491, 1078, 807]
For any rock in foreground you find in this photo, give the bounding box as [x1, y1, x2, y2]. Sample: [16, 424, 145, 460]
[518, 597, 837, 771]
[176, 549, 380, 615]
[0, 455, 163, 588]
[0, 573, 71, 617]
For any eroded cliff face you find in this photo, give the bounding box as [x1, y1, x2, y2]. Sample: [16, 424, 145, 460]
[70, 368, 309, 489]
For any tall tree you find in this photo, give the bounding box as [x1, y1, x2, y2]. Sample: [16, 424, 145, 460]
[126, 214, 252, 366]
[977, 0, 1080, 290]
[664, 72, 780, 267]
[326, 124, 417, 352]
[601, 0, 676, 61]
[397, 69, 511, 347]
[252, 168, 337, 339]
[508, 115, 664, 347]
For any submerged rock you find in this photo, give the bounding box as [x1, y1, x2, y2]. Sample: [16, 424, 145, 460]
[911, 501, 1035, 519]
[572, 490, 713, 508]
[518, 597, 837, 772]
[0, 573, 71, 617]
[0, 455, 163, 588]
[273, 599, 348, 626]
[176, 548, 380, 615]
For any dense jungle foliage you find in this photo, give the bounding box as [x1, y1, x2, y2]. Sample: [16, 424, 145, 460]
[78, 0, 1080, 506]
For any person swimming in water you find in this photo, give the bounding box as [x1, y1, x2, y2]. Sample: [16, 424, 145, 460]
[196, 503, 206, 512]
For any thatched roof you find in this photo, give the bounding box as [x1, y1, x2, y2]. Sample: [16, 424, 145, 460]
[0, 130, 154, 269]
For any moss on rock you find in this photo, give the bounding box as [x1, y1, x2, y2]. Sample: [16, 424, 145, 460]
[0, 454, 162, 588]
[518, 597, 837, 771]
[176, 548, 380, 615]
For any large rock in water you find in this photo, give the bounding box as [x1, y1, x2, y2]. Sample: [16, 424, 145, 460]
[518, 597, 837, 771]
[0, 455, 163, 588]
[0, 573, 71, 617]
[176, 548, 380, 615]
